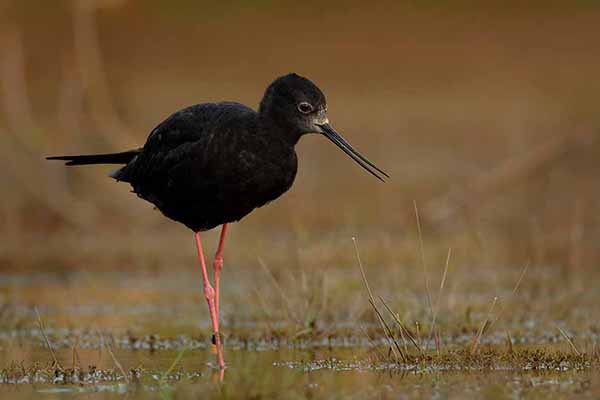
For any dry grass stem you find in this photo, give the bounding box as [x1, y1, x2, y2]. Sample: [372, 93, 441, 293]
[378, 296, 422, 354]
[258, 258, 298, 325]
[414, 201, 434, 340]
[34, 307, 61, 369]
[556, 326, 581, 356]
[492, 262, 529, 327]
[470, 296, 498, 354]
[353, 237, 406, 363]
[160, 345, 188, 385]
[104, 334, 129, 383]
[428, 247, 452, 352]
[71, 335, 81, 369]
[506, 330, 514, 354]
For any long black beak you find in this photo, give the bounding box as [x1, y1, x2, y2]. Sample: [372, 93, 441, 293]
[317, 123, 389, 182]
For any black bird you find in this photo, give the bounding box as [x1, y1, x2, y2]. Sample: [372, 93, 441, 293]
[47, 73, 388, 369]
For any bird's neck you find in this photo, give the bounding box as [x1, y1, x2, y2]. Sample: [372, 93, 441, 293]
[258, 113, 302, 147]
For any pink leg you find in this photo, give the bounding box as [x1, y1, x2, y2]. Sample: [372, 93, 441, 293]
[213, 224, 228, 320]
[194, 232, 224, 369]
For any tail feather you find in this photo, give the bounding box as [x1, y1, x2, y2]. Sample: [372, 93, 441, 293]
[46, 148, 141, 166]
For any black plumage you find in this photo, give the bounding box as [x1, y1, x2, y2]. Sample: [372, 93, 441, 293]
[48, 73, 388, 232]
[48, 73, 388, 371]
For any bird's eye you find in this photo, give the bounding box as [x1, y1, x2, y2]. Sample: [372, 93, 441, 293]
[297, 102, 313, 114]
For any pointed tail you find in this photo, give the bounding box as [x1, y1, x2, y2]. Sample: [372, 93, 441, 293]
[46, 148, 141, 166]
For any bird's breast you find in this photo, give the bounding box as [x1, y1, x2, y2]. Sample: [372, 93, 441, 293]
[247, 150, 297, 206]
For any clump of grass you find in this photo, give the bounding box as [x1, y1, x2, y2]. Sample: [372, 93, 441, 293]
[0, 362, 163, 386]
[284, 347, 597, 372]
[353, 237, 598, 370]
[353, 237, 407, 363]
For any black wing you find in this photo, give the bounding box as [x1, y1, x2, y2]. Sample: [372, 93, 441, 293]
[114, 102, 261, 204]
[114, 102, 257, 183]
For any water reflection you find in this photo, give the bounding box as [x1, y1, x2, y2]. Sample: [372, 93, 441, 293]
[1, 345, 598, 399]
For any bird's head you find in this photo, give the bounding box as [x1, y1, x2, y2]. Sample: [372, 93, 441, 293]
[259, 73, 388, 181]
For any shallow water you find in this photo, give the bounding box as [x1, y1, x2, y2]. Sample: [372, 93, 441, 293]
[1, 270, 599, 399]
[2, 343, 599, 400]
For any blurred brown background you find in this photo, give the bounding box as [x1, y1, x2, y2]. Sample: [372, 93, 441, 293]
[1, 0, 600, 273]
